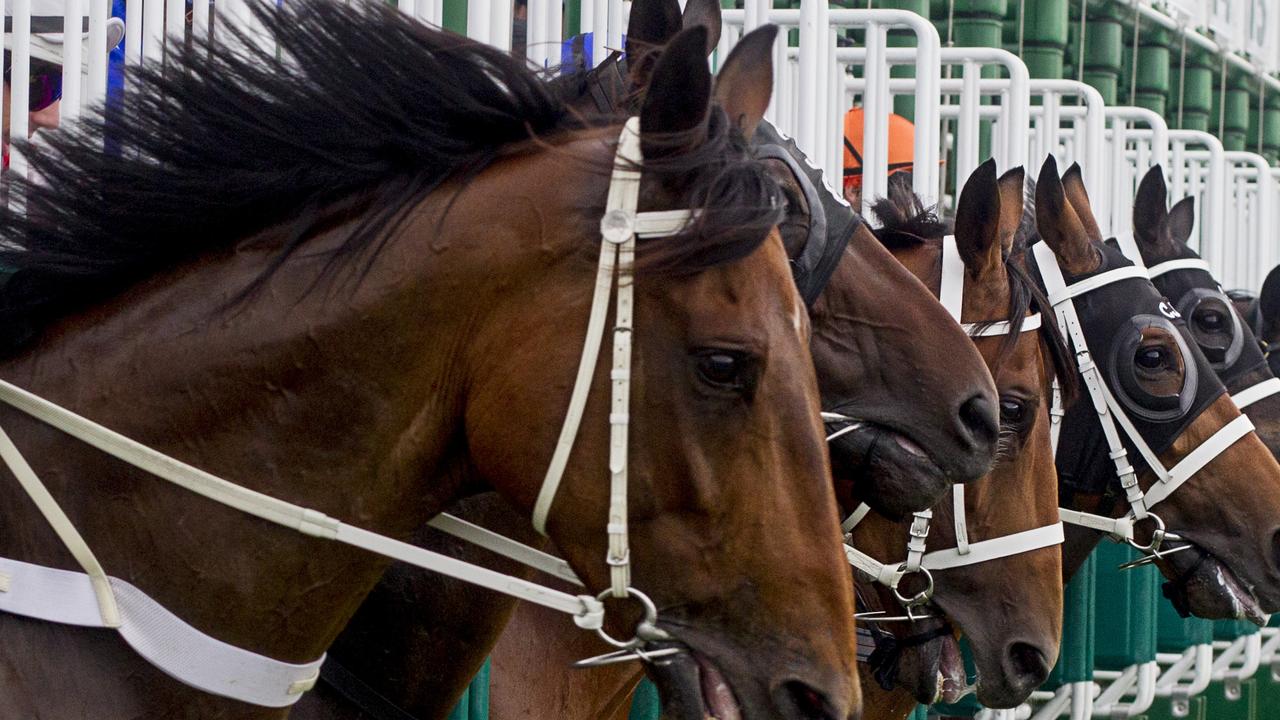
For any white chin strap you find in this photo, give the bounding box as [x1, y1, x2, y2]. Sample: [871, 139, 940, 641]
[1147, 257, 1280, 411]
[1034, 242, 1254, 551]
[843, 235, 1062, 615]
[0, 118, 697, 707]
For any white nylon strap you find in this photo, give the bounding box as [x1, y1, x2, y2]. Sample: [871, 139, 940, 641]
[919, 522, 1063, 570]
[940, 235, 966, 324]
[0, 557, 324, 707]
[1233, 377, 1280, 409]
[1057, 508, 1135, 541]
[952, 485, 970, 556]
[0, 377, 605, 627]
[903, 510, 931, 573]
[842, 503, 871, 533]
[1046, 265, 1150, 305]
[1146, 258, 1213, 279]
[428, 514, 581, 586]
[1142, 413, 1254, 508]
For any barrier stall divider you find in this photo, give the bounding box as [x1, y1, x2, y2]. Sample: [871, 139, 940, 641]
[1103, 107, 1169, 265]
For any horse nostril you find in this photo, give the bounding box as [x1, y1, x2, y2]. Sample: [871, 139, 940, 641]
[957, 393, 999, 452]
[778, 680, 840, 720]
[1006, 642, 1051, 688]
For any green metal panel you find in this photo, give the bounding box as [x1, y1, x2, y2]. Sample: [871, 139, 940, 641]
[1048, 551, 1097, 686]
[629, 678, 660, 720]
[910, 705, 929, 720]
[1134, 36, 1170, 115]
[565, 0, 580, 38]
[1093, 545, 1159, 668]
[1214, 619, 1261, 641]
[447, 659, 491, 720]
[442, 0, 466, 34]
[1156, 603, 1212, 652]
[1018, 0, 1068, 79]
[1147, 695, 1207, 720]
[1204, 679, 1258, 720]
[1081, 16, 1122, 103]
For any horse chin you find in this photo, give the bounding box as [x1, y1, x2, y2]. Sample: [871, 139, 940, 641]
[832, 423, 950, 520]
[895, 631, 967, 705]
[1164, 545, 1269, 625]
[647, 646, 743, 720]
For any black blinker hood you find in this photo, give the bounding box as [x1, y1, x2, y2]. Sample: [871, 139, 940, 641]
[1148, 247, 1270, 395]
[752, 120, 861, 306]
[1032, 240, 1227, 497]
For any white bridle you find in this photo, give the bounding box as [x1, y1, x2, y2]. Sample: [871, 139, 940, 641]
[842, 235, 1063, 617]
[1035, 242, 1255, 554]
[0, 118, 695, 706]
[1146, 257, 1280, 411]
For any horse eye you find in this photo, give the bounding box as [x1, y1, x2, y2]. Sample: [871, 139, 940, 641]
[1197, 310, 1225, 330]
[999, 398, 1025, 425]
[1135, 347, 1167, 370]
[696, 350, 752, 391]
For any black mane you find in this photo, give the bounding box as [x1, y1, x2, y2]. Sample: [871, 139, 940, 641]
[0, 0, 781, 350]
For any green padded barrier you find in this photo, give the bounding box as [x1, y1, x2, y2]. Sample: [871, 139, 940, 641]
[629, 678, 660, 720]
[446, 658, 491, 720]
[909, 704, 929, 720]
[1094, 544, 1159, 669]
[1157, 602, 1212, 653]
[1047, 551, 1098, 687]
[1215, 619, 1261, 641]
[1204, 678, 1257, 720]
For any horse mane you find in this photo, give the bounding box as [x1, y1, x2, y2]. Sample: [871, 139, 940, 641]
[872, 173, 1078, 404]
[0, 0, 781, 352]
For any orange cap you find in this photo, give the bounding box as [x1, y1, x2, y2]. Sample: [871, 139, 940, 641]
[843, 108, 915, 190]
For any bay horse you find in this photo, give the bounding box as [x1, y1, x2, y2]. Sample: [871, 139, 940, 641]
[0, 3, 861, 718]
[849, 162, 1069, 716]
[300, 2, 1000, 718]
[1030, 158, 1280, 623]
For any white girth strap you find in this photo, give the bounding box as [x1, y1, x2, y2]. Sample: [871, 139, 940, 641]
[1033, 242, 1255, 540]
[1233, 377, 1280, 410]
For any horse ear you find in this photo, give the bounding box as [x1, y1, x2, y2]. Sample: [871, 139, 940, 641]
[681, 0, 722, 55]
[1061, 163, 1103, 244]
[954, 159, 1003, 278]
[640, 26, 712, 158]
[996, 166, 1025, 255]
[713, 25, 777, 137]
[625, 0, 683, 90]
[1132, 165, 1168, 250]
[1163, 196, 1196, 247]
[1035, 156, 1099, 275]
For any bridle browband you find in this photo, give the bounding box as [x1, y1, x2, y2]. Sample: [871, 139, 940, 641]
[1034, 241, 1255, 564]
[0, 118, 697, 707]
[843, 234, 1063, 625]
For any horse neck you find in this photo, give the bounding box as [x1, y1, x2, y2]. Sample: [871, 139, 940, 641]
[0, 148, 592, 708]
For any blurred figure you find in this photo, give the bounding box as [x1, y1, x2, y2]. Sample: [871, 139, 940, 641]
[843, 107, 915, 209]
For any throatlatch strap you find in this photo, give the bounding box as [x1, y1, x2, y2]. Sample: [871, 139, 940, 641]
[1146, 258, 1213, 279]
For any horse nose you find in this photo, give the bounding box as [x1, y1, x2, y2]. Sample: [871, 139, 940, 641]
[1000, 641, 1051, 703]
[956, 393, 999, 457]
[774, 679, 846, 720]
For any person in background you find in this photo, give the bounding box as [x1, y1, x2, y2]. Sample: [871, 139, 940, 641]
[842, 106, 915, 209]
[2, 0, 125, 167]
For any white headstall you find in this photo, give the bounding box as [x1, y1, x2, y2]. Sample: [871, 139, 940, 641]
[0, 118, 696, 706]
[841, 234, 1063, 619]
[1034, 242, 1255, 559]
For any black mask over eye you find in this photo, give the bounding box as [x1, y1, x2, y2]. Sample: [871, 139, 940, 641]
[1108, 314, 1199, 422]
[1149, 256, 1269, 393]
[1039, 242, 1227, 497]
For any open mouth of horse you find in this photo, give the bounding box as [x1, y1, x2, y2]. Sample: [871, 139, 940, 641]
[1161, 540, 1270, 625]
[828, 419, 950, 519]
[890, 627, 969, 705]
[647, 643, 743, 720]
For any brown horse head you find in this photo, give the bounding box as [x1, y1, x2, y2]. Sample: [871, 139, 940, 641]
[852, 161, 1065, 710]
[0, 5, 857, 718]
[1035, 157, 1280, 622]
